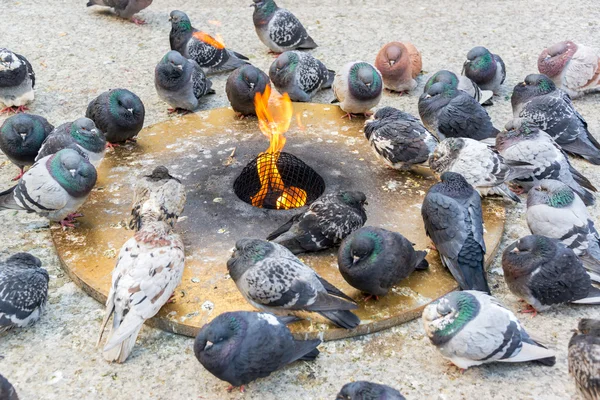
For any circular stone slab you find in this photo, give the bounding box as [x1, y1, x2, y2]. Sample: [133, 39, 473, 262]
[51, 104, 505, 341]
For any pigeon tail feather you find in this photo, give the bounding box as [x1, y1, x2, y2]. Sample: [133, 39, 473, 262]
[571, 285, 600, 304]
[317, 310, 360, 329]
[414, 251, 429, 270]
[496, 342, 555, 366]
[103, 324, 143, 363]
[323, 70, 335, 89]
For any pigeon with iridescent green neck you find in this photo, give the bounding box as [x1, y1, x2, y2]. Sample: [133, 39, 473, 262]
[462, 46, 506, 94]
[226, 65, 270, 116]
[0, 374, 18, 400]
[424, 70, 493, 105]
[269, 51, 334, 102]
[86, 88, 145, 144]
[422, 290, 556, 369]
[86, 0, 152, 24]
[0, 48, 35, 114]
[36, 117, 106, 166]
[336, 381, 406, 400]
[333, 62, 382, 119]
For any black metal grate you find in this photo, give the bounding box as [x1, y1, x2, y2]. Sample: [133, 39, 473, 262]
[233, 152, 325, 210]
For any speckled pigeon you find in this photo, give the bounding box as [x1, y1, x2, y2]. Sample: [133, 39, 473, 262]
[226, 65, 270, 117]
[363, 106, 438, 171]
[0, 48, 35, 114]
[269, 51, 334, 102]
[86, 0, 152, 24]
[252, 0, 317, 53]
[421, 172, 490, 293]
[333, 62, 382, 119]
[227, 238, 360, 329]
[512, 73, 600, 165]
[423, 290, 556, 369]
[336, 381, 406, 400]
[267, 191, 367, 254]
[462, 46, 506, 94]
[424, 70, 493, 105]
[86, 88, 145, 144]
[194, 311, 320, 391]
[0, 113, 53, 180]
[374, 41, 422, 93]
[169, 10, 249, 74]
[0, 374, 18, 400]
[0, 252, 48, 333]
[569, 319, 600, 400]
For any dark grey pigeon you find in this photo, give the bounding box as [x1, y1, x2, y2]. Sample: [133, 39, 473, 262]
[503, 235, 600, 313]
[336, 381, 406, 400]
[569, 319, 600, 400]
[267, 191, 368, 254]
[418, 81, 499, 142]
[421, 172, 490, 293]
[338, 227, 429, 298]
[252, 0, 318, 53]
[424, 70, 493, 105]
[35, 117, 106, 167]
[0, 113, 53, 180]
[0, 374, 18, 400]
[225, 65, 270, 117]
[512, 73, 600, 165]
[363, 107, 438, 170]
[0, 253, 48, 333]
[462, 46, 506, 94]
[269, 51, 334, 102]
[169, 10, 249, 74]
[0, 48, 35, 113]
[227, 239, 360, 329]
[86, 0, 152, 24]
[194, 311, 320, 391]
[86, 88, 145, 144]
[155, 50, 214, 112]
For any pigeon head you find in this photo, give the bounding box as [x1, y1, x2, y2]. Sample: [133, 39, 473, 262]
[419, 81, 456, 115]
[436, 171, 473, 197]
[348, 62, 382, 101]
[252, 0, 277, 17]
[0, 48, 21, 72]
[502, 235, 560, 278]
[344, 228, 383, 267]
[5, 252, 42, 269]
[194, 312, 246, 370]
[108, 89, 145, 126]
[336, 381, 392, 400]
[69, 117, 106, 153]
[0, 114, 49, 160]
[145, 165, 180, 182]
[0, 374, 17, 400]
[227, 239, 273, 279]
[422, 291, 481, 346]
[364, 107, 406, 140]
[577, 319, 600, 336]
[511, 74, 556, 107]
[463, 46, 496, 83]
[47, 148, 97, 197]
[527, 179, 575, 208]
[269, 51, 299, 86]
[424, 70, 459, 92]
[157, 51, 189, 85]
[538, 41, 576, 78]
[377, 42, 409, 70]
[428, 138, 464, 173]
[339, 191, 368, 210]
[168, 10, 192, 31]
[496, 119, 540, 151]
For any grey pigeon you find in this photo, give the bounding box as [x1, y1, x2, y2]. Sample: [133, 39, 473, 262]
[269, 51, 334, 102]
[86, 0, 152, 24]
[0, 148, 97, 227]
[336, 381, 406, 400]
[512, 73, 600, 165]
[496, 119, 596, 206]
[338, 227, 429, 298]
[0, 113, 53, 180]
[86, 88, 145, 144]
[423, 290, 556, 369]
[36, 117, 106, 167]
[418, 82, 499, 142]
[374, 41, 422, 93]
[267, 191, 368, 254]
[503, 235, 600, 313]
[252, 0, 317, 53]
[155, 50, 214, 112]
[421, 172, 490, 293]
[169, 10, 250, 74]
[333, 62, 382, 118]
[424, 70, 493, 105]
[194, 311, 320, 391]
[539, 41, 600, 99]
[569, 319, 600, 400]
[0, 374, 18, 400]
[227, 238, 360, 329]
[462, 46, 506, 94]
[526, 179, 600, 279]
[363, 107, 438, 170]
[429, 137, 534, 202]
[0, 253, 48, 332]
[225, 65, 270, 117]
[0, 48, 35, 113]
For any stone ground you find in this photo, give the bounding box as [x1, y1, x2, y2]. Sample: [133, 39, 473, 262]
[1, 0, 600, 399]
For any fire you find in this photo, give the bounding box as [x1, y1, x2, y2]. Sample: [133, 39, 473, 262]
[251, 87, 307, 209]
[193, 31, 225, 49]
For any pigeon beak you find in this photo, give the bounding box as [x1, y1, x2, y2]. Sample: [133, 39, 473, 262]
[389, 60, 395, 67]
[352, 255, 360, 265]
[425, 94, 432, 99]
[177, 64, 183, 71]
[20, 133, 27, 141]
[249, 82, 255, 89]
[127, 108, 134, 114]
[249, 3, 256, 7]
[363, 201, 368, 206]
[205, 341, 214, 350]
[510, 247, 520, 254]
[365, 82, 371, 88]
[229, 247, 236, 257]
[168, 16, 173, 21]
[69, 169, 76, 177]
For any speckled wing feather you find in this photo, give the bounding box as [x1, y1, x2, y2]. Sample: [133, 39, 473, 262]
[269, 10, 316, 50]
[569, 333, 600, 400]
[15, 53, 35, 89]
[296, 53, 329, 94]
[438, 93, 498, 140]
[191, 61, 214, 99]
[0, 264, 48, 331]
[368, 118, 433, 166]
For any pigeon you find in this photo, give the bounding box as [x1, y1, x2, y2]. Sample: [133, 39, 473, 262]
[35, 117, 106, 166]
[526, 179, 600, 278]
[0, 252, 48, 332]
[569, 319, 600, 400]
[227, 238, 360, 329]
[502, 235, 600, 313]
[0, 374, 18, 400]
[0, 113, 53, 180]
[0, 148, 97, 227]
[337, 227, 429, 298]
[336, 381, 406, 400]
[129, 166, 186, 231]
[251, 0, 317, 53]
[333, 62, 383, 119]
[155, 50, 215, 112]
[424, 69, 493, 105]
[512, 73, 600, 165]
[496, 119, 596, 206]
[418, 81, 499, 142]
[86, 88, 145, 144]
[363, 106, 438, 170]
[539, 41, 600, 99]
[194, 311, 320, 391]
[462, 46, 506, 94]
[374, 41, 422, 93]
[0, 48, 35, 114]
[269, 51, 334, 102]
[421, 172, 490, 293]
[226, 65, 271, 117]
[86, 0, 152, 24]
[169, 10, 250, 74]
[422, 290, 556, 369]
[428, 137, 534, 202]
[267, 191, 368, 254]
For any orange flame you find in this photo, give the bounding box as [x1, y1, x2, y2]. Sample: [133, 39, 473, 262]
[193, 31, 225, 49]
